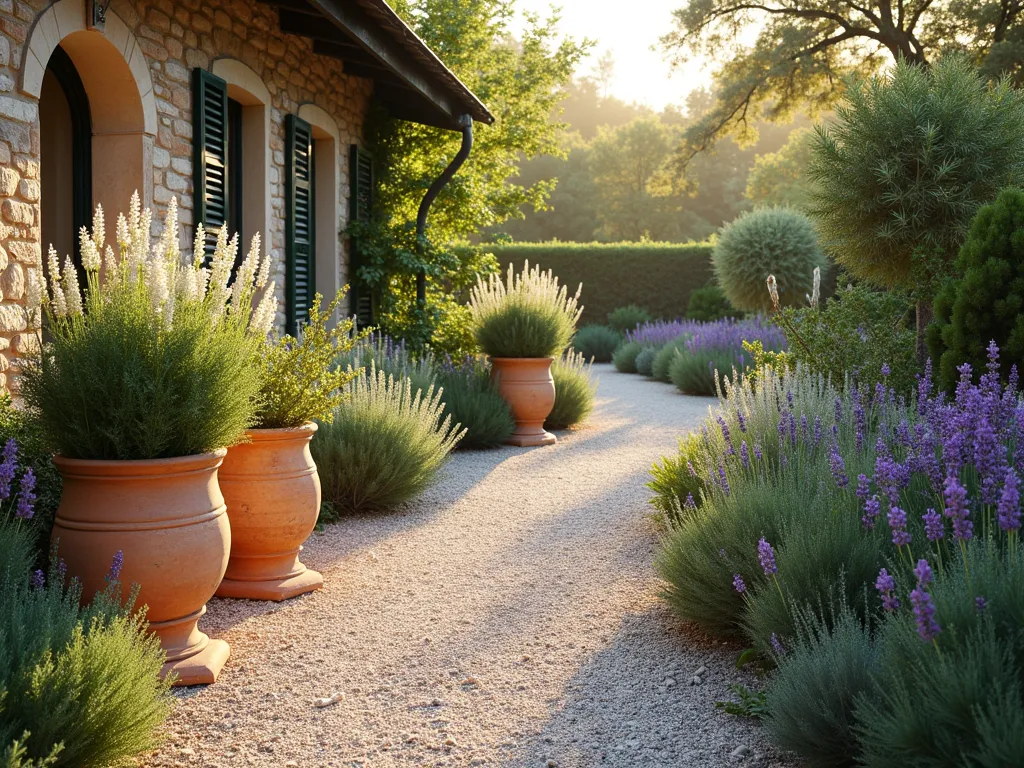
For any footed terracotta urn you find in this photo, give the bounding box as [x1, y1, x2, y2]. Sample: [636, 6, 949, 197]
[490, 357, 557, 447]
[51, 450, 231, 686]
[216, 423, 323, 602]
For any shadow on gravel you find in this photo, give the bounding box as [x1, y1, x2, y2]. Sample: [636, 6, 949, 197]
[499, 604, 779, 768]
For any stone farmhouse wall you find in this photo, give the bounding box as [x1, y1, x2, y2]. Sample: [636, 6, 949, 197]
[0, 0, 373, 393]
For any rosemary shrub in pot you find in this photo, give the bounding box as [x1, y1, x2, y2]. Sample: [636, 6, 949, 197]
[217, 291, 361, 601]
[469, 261, 582, 446]
[21, 195, 272, 685]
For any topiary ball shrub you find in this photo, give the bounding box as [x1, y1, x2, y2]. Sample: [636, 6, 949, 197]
[928, 187, 1024, 391]
[573, 324, 621, 362]
[434, 359, 514, 449]
[635, 346, 659, 377]
[545, 350, 597, 430]
[612, 341, 644, 373]
[607, 304, 652, 333]
[312, 368, 465, 515]
[687, 284, 741, 322]
[713, 206, 827, 312]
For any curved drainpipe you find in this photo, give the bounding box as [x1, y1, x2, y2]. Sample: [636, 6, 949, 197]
[415, 113, 474, 307]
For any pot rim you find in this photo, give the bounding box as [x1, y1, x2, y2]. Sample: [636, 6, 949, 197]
[53, 448, 228, 475]
[242, 422, 319, 440]
[489, 356, 555, 364]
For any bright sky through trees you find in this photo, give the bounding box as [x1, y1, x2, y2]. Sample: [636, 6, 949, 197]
[511, 0, 713, 110]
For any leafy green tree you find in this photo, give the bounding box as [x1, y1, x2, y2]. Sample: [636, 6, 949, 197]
[745, 128, 815, 209]
[928, 187, 1024, 390]
[806, 56, 1024, 353]
[358, 0, 589, 350]
[661, 0, 1024, 167]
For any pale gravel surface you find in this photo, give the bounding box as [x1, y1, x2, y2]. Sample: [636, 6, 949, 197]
[143, 365, 791, 768]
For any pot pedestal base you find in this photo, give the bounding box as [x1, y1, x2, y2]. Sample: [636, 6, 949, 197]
[507, 429, 557, 447]
[162, 638, 230, 686]
[216, 568, 323, 602]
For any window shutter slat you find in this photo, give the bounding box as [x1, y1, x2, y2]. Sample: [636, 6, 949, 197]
[349, 144, 375, 328]
[192, 68, 229, 261]
[286, 114, 315, 335]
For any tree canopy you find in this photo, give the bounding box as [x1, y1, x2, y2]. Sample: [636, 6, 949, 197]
[661, 1, 1024, 168]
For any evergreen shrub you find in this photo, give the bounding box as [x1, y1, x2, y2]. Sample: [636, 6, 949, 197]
[607, 304, 652, 333]
[545, 350, 596, 430]
[572, 324, 621, 362]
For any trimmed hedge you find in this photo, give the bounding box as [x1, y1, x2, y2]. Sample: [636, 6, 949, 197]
[490, 242, 713, 325]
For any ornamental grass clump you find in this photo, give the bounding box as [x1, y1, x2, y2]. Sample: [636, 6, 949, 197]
[469, 261, 582, 358]
[253, 290, 362, 429]
[546, 350, 596, 430]
[0, 445, 170, 766]
[21, 196, 271, 460]
[572, 324, 621, 362]
[311, 367, 465, 515]
[434, 357, 514, 449]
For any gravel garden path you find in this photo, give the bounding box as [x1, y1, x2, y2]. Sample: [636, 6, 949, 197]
[144, 365, 788, 768]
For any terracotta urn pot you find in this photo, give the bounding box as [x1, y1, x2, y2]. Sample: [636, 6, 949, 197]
[215, 423, 323, 601]
[51, 450, 231, 686]
[490, 357, 558, 447]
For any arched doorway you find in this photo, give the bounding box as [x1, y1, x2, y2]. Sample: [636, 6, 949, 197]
[25, 3, 157, 268]
[40, 45, 91, 267]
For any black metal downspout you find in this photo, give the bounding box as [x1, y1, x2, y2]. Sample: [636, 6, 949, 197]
[415, 113, 474, 307]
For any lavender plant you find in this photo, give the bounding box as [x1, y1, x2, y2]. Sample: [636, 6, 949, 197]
[434, 356, 514, 449]
[1, 441, 170, 766]
[668, 319, 786, 396]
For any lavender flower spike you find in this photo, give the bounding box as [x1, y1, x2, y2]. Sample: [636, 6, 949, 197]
[758, 538, 777, 576]
[922, 508, 944, 542]
[943, 475, 973, 542]
[998, 468, 1021, 533]
[828, 443, 849, 488]
[31, 569, 44, 590]
[910, 559, 941, 642]
[107, 550, 124, 582]
[733, 573, 747, 594]
[889, 506, 911, 547]
[770, 632, 786, 655]
[875, 568, 900, 612]
[14, 467, 35, 520]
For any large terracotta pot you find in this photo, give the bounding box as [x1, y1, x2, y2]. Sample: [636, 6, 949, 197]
[215, 423, 323, 601]
[51, 451, 231, 686]
[490, 357, 558, 447]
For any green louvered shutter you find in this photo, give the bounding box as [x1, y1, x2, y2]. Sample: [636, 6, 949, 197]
[192, 68, 229, 260]
[286, 114, 315, 335]
[349, 144, 374, 328]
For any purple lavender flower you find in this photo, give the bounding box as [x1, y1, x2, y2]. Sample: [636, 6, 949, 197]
[856, 474, 871, 500]
[881, 363, 891, 377]
[862, 494, 882, 530]
[998, 468, 1021, 533]
[834, 397, 843, 424]
[753, 444, 763, 461]
[786, 391, 794, 407]
[944, 475, 973, 542]
[973, 416, 1005, 505]
[31, 569, 44, 590]
[889, 506, 912, 547]
[976, 596, 987, 612]
[0, 438, 17, 501]
[828, 443, 849, 488]
[717, 415, 732, 446]
[14, 467, 35, 520]
[910, 559, 941, 641]
[740, 441, 750, 470]
[770, 633, 786, 655]
[853, 399, 866, 453]
[875, 568, 899, 611]
[758, 538, 777, 576]
[718, 464, 730, 496]
[683, 494, 697, 511]
[875, 451, 904, 506]
[778, 412, 788, 449]
[107, 550, 123, 582]
[788, 409, 797, 448]
[57, 558, 66, 585]
[736, 410, 747, 433]
[733, 573, 746, 594]
[922, 508, 944, 541]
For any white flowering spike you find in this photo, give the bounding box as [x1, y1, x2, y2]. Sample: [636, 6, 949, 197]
[767, 274, 779, 310]
[251, 281, 278, 336]
[116, 212, 129, 254]
[160, 197, 180, 264]
[46, 246, 67, 317]
[148, 255, 169, 317]
[62, 257, 83, 316]
[810, 266, 821, 309]
[92, 204, 105, 253]
[103, 245, 117, 280]
[79, 227, 100, 272]
[128, 191, 141, 233]
[192, 222, 206, 267]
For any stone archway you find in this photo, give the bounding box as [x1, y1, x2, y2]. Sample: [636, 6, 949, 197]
[22, 0, 157, 222]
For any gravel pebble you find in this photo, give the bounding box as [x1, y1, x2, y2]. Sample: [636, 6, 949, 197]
[141, 366, 791, 767]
